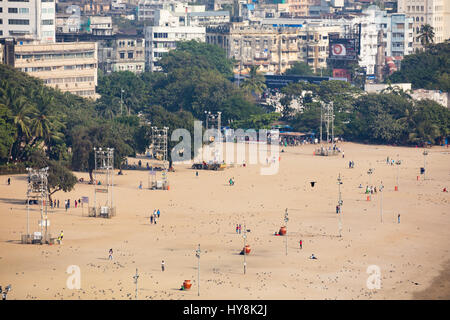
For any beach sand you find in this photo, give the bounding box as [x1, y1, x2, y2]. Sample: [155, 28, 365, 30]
[0, 142, 449, 300]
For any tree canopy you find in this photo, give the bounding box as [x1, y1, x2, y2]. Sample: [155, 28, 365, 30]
[388, 41, 450, 92]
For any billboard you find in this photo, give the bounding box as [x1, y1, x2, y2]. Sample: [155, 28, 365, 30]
[329, 38, 358, 61]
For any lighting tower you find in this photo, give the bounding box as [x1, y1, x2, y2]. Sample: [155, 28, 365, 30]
[150, 127, 169, 189]
[93, 147, 115, 218]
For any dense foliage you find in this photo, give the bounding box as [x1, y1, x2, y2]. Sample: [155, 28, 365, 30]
[0, 41, 264, 176]
[280, 80, 450, 145]
[388, 41, 450, 92]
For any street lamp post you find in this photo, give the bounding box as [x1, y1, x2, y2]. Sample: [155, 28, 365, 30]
[196, 244, 201, 296]
[243, 227, 247, 274]
[133, 268, 139, 300]
[380, 181, 384, 223]
[367, 168, 374, 200]
[284, 208, 289, 255]
[395, 155, 401, 191]
[337, 174, 343, 237]
[423, 150, 428, 180]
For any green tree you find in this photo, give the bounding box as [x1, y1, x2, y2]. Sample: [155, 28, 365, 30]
[418, 24, 435, 47]
[241, 65, 267, 97]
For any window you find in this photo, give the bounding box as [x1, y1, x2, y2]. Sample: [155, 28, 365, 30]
[8, 8, 18, 13]
[128, 52, 133, 59]
[119, 52, 125, 59]
[41, 19, 54, 25]
[9, 19, 30, 25]
[19, 8, 29, 13]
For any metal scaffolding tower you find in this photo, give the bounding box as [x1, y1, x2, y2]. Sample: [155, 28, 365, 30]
[91, 147, 115, 218]
[323, 101, 335, 144]
[23, 167, 50, 244]
[316, 101, 338, 156]
[205, 111, 222, 163]
[149, 127, 169, 190]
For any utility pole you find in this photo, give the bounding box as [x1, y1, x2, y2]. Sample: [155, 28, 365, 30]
[133, 268, 139, 300]
[196, 244, 201, 296]
[395, 154, 401, 191]
[284, 208, 289, 255]
[243, 226, 247, 274]
[423, 150, 428, 180]
[337, 174, 343, 237]
[120, 89, 124, 115]
[380, 181, 384, 223]
[367, 168, 374, 201]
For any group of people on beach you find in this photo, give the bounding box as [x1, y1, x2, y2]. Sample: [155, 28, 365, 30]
[61, 199, 82, 211]
[150, 209, 161, 224]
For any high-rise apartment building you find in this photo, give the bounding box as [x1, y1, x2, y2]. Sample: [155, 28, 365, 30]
[0, 0, 56, 43]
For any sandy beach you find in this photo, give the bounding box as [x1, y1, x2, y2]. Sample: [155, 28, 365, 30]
[0, 142, 449, 300]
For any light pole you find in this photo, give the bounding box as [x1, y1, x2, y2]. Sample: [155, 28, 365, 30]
[120, 89, 124, 115]
[196, 244, 201, 296]
[380, 181, 384, 223]
[395, 155, 401, 191]
[284, 208, 289, 255]
[367, 168, 374, 200]
[133, 268, 139, 300]
[423, 150, 428, 180]
[243, 227, 247, 274]
[337, 174, 343, 237]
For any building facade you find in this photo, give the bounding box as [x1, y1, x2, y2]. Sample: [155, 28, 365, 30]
[206, 22, 336, 75]
[14, 42, 98, 99]
[98, 36, 145, 74]
[0, 0, 56, 43]
[144, 9, 206, 72]
[398, 0, 450, 49]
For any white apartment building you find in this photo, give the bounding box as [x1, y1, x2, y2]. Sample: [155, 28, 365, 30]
[398, 0, 450, 49]
[0, 0, 55, 43]
[14, 42, 99, 99]
[145, 10, 205, 72]
[268, 6, 413, 77]
[137, 0, 205, 22]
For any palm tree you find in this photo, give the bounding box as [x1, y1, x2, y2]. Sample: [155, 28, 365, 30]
[241, 65, 267, 97]
[418, 24, 435, 47]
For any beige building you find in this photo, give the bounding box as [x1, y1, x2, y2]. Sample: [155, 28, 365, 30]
[206, 22, 334, 75]
[286, 0, 320, 17]
[398, 0, 450, 49]
[14, 42, 98, 99]
[98, 37, 145, 74]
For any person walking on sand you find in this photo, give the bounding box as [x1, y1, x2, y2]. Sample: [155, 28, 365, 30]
[299, 240, 303, 250]
[7, 177, 10, 185]
[157, 209, 160, 219]
[75, 200, 77, 208]
[161, 260, 165, 272]
[236, 224, 239, 234]
[57, 199, 60, 208]
[109, 249, 113, 260]
[150, 214, 153, 224]
[64, 200, 68, 212]
[398, 214, 401, 224]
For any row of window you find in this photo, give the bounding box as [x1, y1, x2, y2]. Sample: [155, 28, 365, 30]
[74, 90, 95, 97]
[5, 7, 29, 13]
[20, 64, 96, 72]
[16, 51, 94, 60]
[45, 76, 95, 84]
